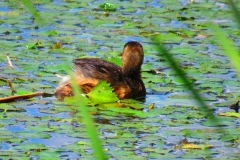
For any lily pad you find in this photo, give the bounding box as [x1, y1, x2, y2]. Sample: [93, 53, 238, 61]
[87, 80, 119, 103]
[218, 112, 240, 118]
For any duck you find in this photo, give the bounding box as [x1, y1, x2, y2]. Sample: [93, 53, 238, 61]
[54, 41, 146, 99]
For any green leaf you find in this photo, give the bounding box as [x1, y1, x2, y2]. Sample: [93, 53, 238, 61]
[107, 107, 148, 117]
[26, 42, 38, 49]
[102, 56, 122, 66]
[211, 23, 240, 74]
[45, 30, 58, 36]
[218, 112, 240, 118]
[156, 33, 184, 43]
[15, 90, 35, 95]
[14, 143, 47, 150]
[182, 143, 213, 149]
[99, 3, 116, 12]
[87, 80, 119, 103]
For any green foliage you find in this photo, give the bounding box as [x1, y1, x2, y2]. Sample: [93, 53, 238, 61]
[45, 30, 58, 36]
[153, 35, 215, 117]
[87, 80, 119, 103]
[16, 0, 44, 25]
[211, 24, 240, 75]
[70, 74, 106, 160]
[25, 41, 42, 49]
[99, 2, 116, 11]
[218, 112, 240, 118]
[1, 0, 240, 159]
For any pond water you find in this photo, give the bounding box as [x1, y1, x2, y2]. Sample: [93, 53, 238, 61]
[0, 0, 240, 159]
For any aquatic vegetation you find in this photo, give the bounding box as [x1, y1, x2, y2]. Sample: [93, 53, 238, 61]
[0, 0, 240, 159]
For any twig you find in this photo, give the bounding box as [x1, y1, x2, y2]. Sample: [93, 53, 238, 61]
[55, 74, 65, 79]
[6, 53, 15, 69]
[0, 92, 44, 103]
[7, 81, 15, 93]
[0, 78, 15, 93]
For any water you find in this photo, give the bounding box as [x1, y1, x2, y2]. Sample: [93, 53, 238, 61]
[0, 0, 239, 159]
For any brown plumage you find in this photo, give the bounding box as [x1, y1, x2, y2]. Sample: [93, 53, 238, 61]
[54, 41, 146, 99]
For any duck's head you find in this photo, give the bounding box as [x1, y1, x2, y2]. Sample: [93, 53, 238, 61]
[122, 41, 144, 76]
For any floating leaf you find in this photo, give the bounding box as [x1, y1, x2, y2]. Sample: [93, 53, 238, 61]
[182, 143, 213, 149]
[148, 103, 155, 110]
[25, 41, 42, 49]
[26, 42, 38, 49]
[106, 107, 148, 117]
[45, 30, 58, 36]
[99, 3, 116, 12]
[14, 143, 47, 150]
[102, 56, 122, 66]
[50, 42, 63, 49]
[218, 112, 240, 118]
[87, 80, 119, 103]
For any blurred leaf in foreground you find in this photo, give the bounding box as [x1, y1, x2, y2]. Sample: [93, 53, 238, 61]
[228, 0, 240, 29]
[70, 74, 106, 160]
[211, 23, 240, 75]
